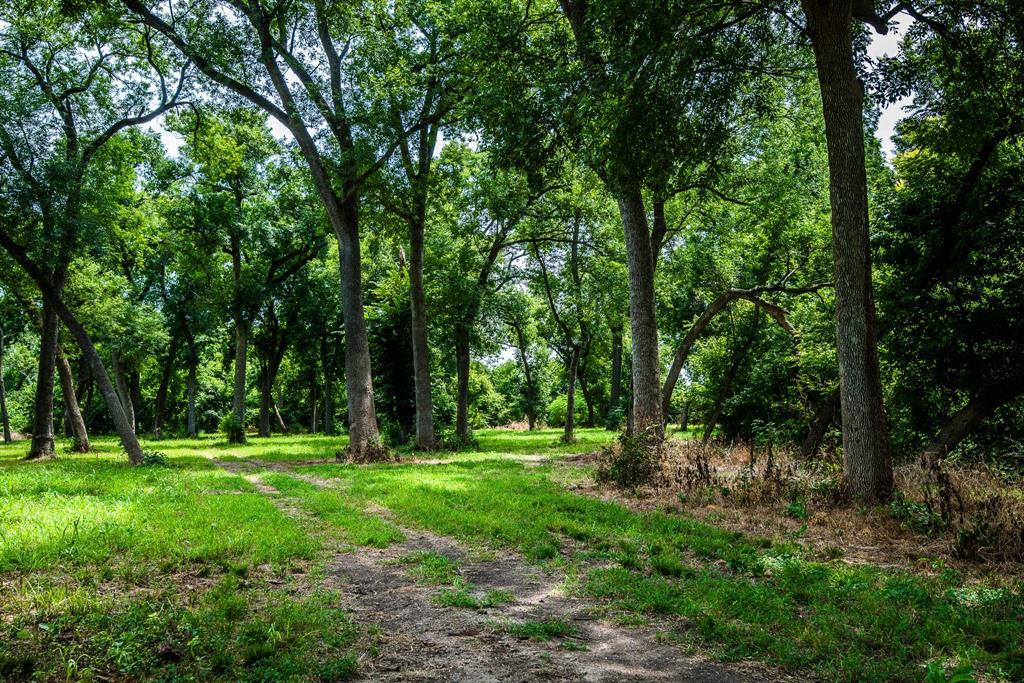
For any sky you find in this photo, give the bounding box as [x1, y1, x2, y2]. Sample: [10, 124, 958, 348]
[152, 15, 915, 160]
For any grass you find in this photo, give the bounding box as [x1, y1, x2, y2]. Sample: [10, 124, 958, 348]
[497, 617, 577, 641]
[297, 457, 1024, 682]
[2, 432, 1022, 681]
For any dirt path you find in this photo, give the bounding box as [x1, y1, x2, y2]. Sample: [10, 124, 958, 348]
[200, 452, 772, 682]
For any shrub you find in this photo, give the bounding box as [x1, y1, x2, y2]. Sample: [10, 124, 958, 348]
[596, 428, 662, 491]
[141, 449, 170, 467]
[220, 413, 245, 443]
[547, 393, 586, 428]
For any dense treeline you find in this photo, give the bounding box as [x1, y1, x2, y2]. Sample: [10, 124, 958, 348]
[1, 0, 1021, 499]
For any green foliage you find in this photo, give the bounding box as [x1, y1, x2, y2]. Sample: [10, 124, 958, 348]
[219, 413, 245, 444]
[595, 430, 661, 491]
[546, 393, 586, 429]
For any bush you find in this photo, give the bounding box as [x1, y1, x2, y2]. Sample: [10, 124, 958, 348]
[141, 449, 169, 467]
[596, 428, 661, 491]
[547, 393, 586, 428]
[220, 413, 245, 443]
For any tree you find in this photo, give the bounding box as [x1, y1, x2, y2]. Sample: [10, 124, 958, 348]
[0, 1, 187, 463]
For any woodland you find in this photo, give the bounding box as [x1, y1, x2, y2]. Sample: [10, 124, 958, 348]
[0, 0, 1022, 681]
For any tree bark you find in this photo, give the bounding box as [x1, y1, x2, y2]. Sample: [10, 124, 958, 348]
[616, 188, 663, 437]
[111, 350, 135, 436]
[563, 345, 581, 442]
[27, 303, 58, 459]
[800, 388, 840, 459]
[0, 326, 11, 443]
[922, 381, 1024, 458]
[153, 336, 178, 438]
[578, 370, 596, 428]
[455, 322, 471, 441]
[609, 321, 623, 417]
[803, 0, 892, 502]
[273, 393, 288, 433]
[0, 249, 143, 462]
[409, 218, 436, 450]
[129, 371, 141, 434]
[56, 345, 90, 452]
[321, 336, 334, 436]
[229, 320, 248, 443]
[511, 319, 537, 430]
[259, 364, 274, 438]
[702, 310, 761, 443]
[186, 354, 198, 438]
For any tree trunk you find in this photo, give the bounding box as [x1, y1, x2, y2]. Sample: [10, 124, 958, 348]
[273, 393, 288, 434]
[129, 371, 141, 434]
[803, 0, 892, 502]
[259, 364, 274, 438]
[609, 321, 623, 416]
[922, 381, 1024, 458]
[0, 246, 143, 462]
[153, 336, 178, 438]
[409, 218, 436, 450]
[0, 326, 11, 443]
[27, 303, 58, 459]
[616, 189, 663, 437]
[111, 350, 135, 436]
[56, 345, 90, 452]
[321, 337, 334, 436]
[186, 355, 198, 439]
[579, 371, 596, 428]
[310, 375, 319, 434]
[334, 205, 382, 460]
[455, 322, 471, 441]
[679, 401, 689, 432]
[702, 310, 761, 443]
[511, 319, 537, 430]
[563, 345, 581, 442]
[800, 388, 840, 459]
[229, 320, 248, 443]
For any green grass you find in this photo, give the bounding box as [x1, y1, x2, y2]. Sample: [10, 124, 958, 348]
[259, 472, 404, 547]
[1, 574, 360, 681]
[2, 433, 1022, 682]
[496, 617, 577, 641]
[296, 457, 1024, 682]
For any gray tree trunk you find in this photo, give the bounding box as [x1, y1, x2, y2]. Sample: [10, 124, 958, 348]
[186, 356, 198, 438]
[56, 345, 90, 452]
[230, 321, 248, 443]
[922, 381, 1024, 459]
[455, 323, 471, 441]
[616, 189, 663, 437]
[111, 350, 135, 436]
[801, 389, 840, 459]
[409, 219, 436, 450]
[803, 0, 892, 502]
[0, 326, 11, 443]
[153, 336, 178, 438]
[27, 303, 58, 459]
[564, 345, 581, 442]
[609, 321, 623, 416]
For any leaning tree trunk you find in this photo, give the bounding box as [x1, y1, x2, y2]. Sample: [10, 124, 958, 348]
[800, 388, 840, 459]
[111, 350, 135, 436]
[27, 303, 59, 460]
[922, 381, 1024, 458]
[0, 326, 11, 443]
[616, 189, 663, 438]
[229, 319, 248, 443]
[455, 322, 471, 442]
[563, 345, 581, 442]
[56, 345, 90, 452]
[803, 0, 892, 502]
[0, 242, 143, 462]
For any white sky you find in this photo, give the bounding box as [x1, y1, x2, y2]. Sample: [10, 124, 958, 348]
[868, 14, 914, 159]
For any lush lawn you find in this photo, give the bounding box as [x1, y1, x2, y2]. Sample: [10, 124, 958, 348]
[2, 431, 1022, 682]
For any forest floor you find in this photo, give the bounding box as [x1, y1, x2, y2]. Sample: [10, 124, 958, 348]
[1, 429, 1021, 682]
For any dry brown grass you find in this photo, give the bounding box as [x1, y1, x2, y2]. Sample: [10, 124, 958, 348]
[587, 438, 1024, 581]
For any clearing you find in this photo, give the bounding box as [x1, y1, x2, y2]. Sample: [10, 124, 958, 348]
[1, 429, 1021, 682]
